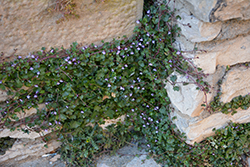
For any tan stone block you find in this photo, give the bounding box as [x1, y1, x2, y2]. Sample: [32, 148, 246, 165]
[220, 66, 250, 103]
[0, 137, 61, 164]
[0, 0, 143, 57]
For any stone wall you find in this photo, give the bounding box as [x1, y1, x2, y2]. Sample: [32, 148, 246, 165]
[0, 0, 143, 57]
[0, 0, 143, 164]
[167, 0, 250, 144]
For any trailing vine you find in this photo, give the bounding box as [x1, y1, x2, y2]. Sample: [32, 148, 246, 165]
[0, 0, 250, 166]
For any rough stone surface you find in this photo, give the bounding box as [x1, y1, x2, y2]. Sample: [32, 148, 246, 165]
[0, 0, 143, 57]
[97, 144, 160, 167]
[0, 90, 8, 102]
[195, 34, 250, 74]
[178, 12, 222, 42]
[215, 19, 250, 40]
[178, 0, 250, 22]
[126, 155, 161, 167]
[0, 126, 52, 139]
[221, 66, 250, 103]
[165, 72, 213, 117]
[172, 107, 250, 144]
[0, 137, 61, 164]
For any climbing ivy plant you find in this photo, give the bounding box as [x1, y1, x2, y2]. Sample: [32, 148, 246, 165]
[0, 0, 250, 166]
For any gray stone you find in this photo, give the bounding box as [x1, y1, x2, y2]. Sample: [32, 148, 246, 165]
[178, 0, 250, 22]
[178, 12, 222, 42]
[126, 155, 160, 167]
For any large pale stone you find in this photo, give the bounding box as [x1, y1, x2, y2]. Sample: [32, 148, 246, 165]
[220, 67, 250, 103]
[0, 137, 61, 164]
[0, 0, 143, 57]
[178, 12, 222, 42]
[195, 34, 250, 74]
[165, 72, 212, 117]
[126, 155, 160, 167]
[216, 19, 250, 40]
[0, 126, 52, 139]
[178, 0, 250, 22]
[172, 108, 250, 144]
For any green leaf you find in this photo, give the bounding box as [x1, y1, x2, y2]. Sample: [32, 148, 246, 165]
[173, 86, 179, 91]
[70, 121, 81, 129]
[170, 75, 177, 82]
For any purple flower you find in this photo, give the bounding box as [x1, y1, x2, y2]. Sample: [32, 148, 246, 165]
[142, 87, 145, 90]
[147, 10, 150, 14]
[143, 125, 146, 127]
[49, 122, 52, 126]
[108, 84, 111, 87]
[176, 51, 181, 55]
[147, 33, 150, 37]
[81, 111, 84, 114]
[131, 52, 134, 55]
[105, 78, 108, 81]
[152, 41, 155, 44]
[156, 131, 158, 133]
[30, 67, 33, 70]
[27, 95, 30, 99]
[66, 106, 68, 109]
[117, 46, 121, 50]
[149, 63, 153, 66]
[125, 48, 127, 50]
[117, 51, 120, 55]
[102, 51, 106, 54]
[37, 71, 40, 75]
[34, 95, 37, 98]
[124, 64, 128, 67]
[147, 144, 150, 147]
[131, 109, 134, 112]
[140, 38, 143, 41]
[18, 56, 22, 59]
[168, 31, 171, 35]
[136, 20, 140, 24]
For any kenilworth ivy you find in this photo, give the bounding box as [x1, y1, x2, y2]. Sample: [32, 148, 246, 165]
[0, 0, 250, 166]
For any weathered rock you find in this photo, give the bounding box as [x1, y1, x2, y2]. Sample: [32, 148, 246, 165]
[126, 155, 160, 167]
[178, 0, 250, 22]
[165, 72, 212, 117]
[215, 19, 250, 40]
[0, 90, 8, 102]
[172, 108, 250, 144]
[195, 34, 250, 74]
[220, 66, 250, 103]
[99, 115, 126, 129]
[178, 12, 222, 42]
[0, 137, 61, 164]
[0, 126, 52, 139]
[0, 0, 143, 57]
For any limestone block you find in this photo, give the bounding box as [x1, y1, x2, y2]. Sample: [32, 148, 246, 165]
[178, 0, 250, 22]
[195, 34, 250, 74]
[178, 12, 222, 42]
[11, 104, 46, 121]
[0, 0, 143, 57]
[165, 72, 212, 117]
[126, 155, 161, 167]
[0, 126, 51, 139]
[220, 67, 250, 103]
[0, 137, 61, 164]
[216, 19, 250, 40]
[172, 108, 250, 144]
